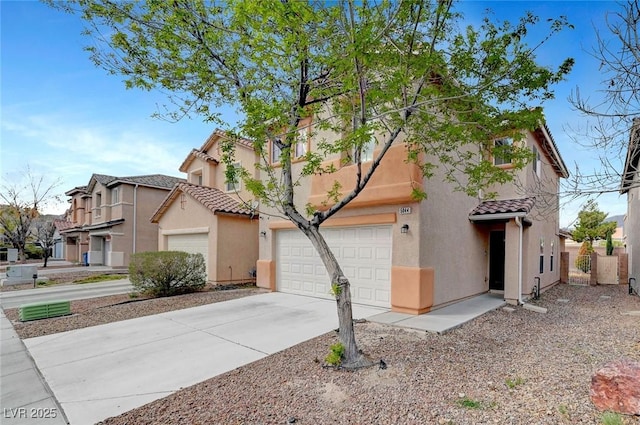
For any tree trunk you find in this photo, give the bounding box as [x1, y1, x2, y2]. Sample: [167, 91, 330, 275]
[305, 226, 370, 369]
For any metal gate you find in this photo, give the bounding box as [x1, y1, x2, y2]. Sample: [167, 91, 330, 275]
[596, 255, 619, 284]
[569, 254, 591, 285]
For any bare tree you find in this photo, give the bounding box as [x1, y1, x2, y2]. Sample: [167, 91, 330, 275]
[35, 219, 57, 267]
[0, 168, 62, 262]
[567, 0, 640, 197]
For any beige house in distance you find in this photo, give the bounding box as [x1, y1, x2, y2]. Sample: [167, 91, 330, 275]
[151, 130, 259, 284]
[60, 174, 184, 267]
[256, 118, 568, 312]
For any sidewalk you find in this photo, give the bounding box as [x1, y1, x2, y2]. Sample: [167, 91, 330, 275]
[0, 309, 69, 424]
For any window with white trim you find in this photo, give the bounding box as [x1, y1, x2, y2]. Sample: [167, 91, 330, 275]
[494, 137, 513, 166]
[270, 139, 282, 164]
[539, 237, 545, 274]
[295, 127, 309, 158]
[95, 192, 102, 218]
[354, 132, 376, 163]
[226, 162, 241, 192]
[532, 146, 541, 177]
[111, 187, 119, 204]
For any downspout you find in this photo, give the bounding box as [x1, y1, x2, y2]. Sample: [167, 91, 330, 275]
[515, 217, 523, 305]
[133, 184, 139, 254]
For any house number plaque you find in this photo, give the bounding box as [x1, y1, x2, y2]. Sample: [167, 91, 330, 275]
[399, 207, 412, 215]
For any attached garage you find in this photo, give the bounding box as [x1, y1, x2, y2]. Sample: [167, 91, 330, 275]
[167, 233, 209, 273]
[276, 225, 392, 307]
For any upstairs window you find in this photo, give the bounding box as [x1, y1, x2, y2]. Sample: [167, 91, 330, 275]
[532, 146, 541, 177]
[189, 170, 203, 186]
[226, 162, 241, 192]
[270, 139, 282, 164]
[95, 192, 102, 218]
[295, 127, 309, 158]
[111, 187, 120, 204]
[493, 137, 513, 166]
[353, 131, 376, 163]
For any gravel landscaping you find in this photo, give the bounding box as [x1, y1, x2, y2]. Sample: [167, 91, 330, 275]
[6, 283, 640, 424]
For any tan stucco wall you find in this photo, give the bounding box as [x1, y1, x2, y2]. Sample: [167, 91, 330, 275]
[215, 215, 259, 283]
[418, 179, 489, 307]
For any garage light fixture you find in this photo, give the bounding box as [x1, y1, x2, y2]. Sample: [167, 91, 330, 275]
[401, 224, 409, 234]
[260, 231, 267, 237]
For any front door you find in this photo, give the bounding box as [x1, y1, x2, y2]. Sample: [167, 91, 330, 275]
[489, 230, 505, 291]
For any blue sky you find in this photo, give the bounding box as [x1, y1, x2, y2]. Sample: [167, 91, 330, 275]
[0, 1, 629, 227]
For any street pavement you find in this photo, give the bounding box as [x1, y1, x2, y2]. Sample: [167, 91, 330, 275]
[0, 279, 133, 309]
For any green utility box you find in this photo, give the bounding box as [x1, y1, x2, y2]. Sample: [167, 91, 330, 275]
[19, 300, 71, 322]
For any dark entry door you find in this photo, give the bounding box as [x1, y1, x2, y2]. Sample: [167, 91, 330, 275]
[489, 230, 505, 291]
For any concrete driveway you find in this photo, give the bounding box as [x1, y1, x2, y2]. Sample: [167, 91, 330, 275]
[23, 292, 386, 425]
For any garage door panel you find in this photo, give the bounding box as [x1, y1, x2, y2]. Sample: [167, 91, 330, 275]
[276, 226, 391, 308]
[167, 233, 209, 275]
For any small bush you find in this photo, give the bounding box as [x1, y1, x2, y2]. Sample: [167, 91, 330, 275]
[25, 244, 44, 259]
[325, 342, 345, 366]
[128, 251, 206, 297]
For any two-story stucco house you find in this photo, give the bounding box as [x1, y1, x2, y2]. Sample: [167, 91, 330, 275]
[60, 174, 184, 267]
[256, 118, 568, 312]
[151, 130, 259, 284]
[621, 118, 639, 285]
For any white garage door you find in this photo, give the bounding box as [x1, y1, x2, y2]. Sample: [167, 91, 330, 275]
[276, 226, 392, 307]
[167, 233, 209, 274]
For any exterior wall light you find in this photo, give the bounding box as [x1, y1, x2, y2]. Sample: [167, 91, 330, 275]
[260, 231, 267, 237]
[401, 224, 409, 234]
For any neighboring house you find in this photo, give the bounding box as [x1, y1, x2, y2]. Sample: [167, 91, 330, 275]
[59, 174, 184, 267]
[151, 130, 259, 284]
[621, 118, 640, 282]
[51, 219, 65, 259]
[256, 119, 568, 311]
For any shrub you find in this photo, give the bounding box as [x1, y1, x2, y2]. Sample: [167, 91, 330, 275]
[575, 241, 593, 273]
[325, 342, 345, 366]
[128, 251, 206, 297]
[25, 244, 44, 259]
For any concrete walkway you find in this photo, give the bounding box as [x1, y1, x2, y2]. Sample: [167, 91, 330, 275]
[2, 291, 505, 425]
[1, 310, 69, 424]
[368, 293, 506, 333]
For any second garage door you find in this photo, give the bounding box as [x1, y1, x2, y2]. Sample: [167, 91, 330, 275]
[276, 225, 392, 307]
[167, 233, 209, 274]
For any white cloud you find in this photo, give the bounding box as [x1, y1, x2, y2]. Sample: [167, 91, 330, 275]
[1, 109, 207, 214]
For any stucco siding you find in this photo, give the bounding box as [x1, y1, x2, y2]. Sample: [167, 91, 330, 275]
[215, 215, 259, 283]
[419, 181, 488, 307]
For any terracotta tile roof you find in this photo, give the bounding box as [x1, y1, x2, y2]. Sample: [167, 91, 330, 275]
[180, 183, 254, 215]
[469, 197, 536, 217]
[53, 219, 77, 231]
[201, 129, 254, 152]
[180, 129, 254, 172]
[151, 182, 256, 223]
